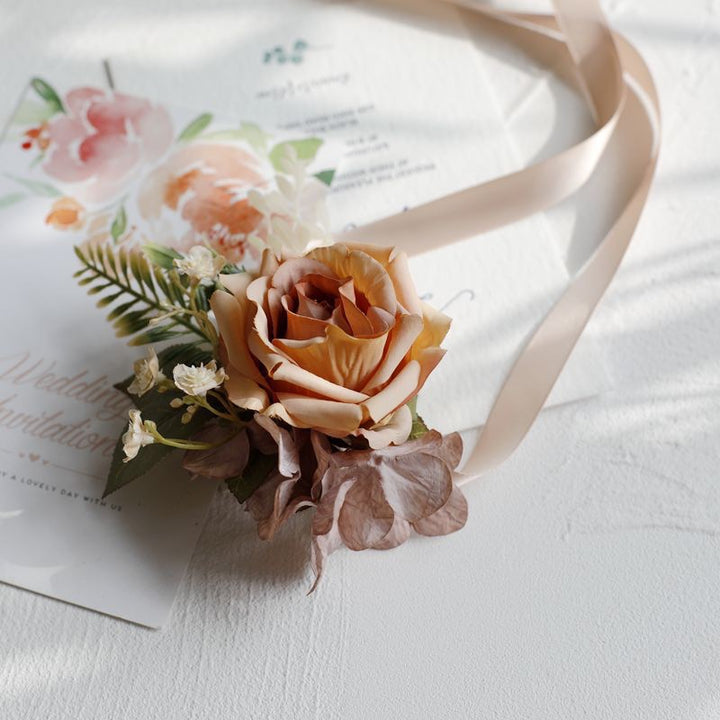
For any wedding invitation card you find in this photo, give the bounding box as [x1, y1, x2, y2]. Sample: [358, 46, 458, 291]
[0, 0, 608, 626]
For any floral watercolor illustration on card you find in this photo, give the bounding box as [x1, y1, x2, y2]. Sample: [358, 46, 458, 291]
[3, 77, 336, 269]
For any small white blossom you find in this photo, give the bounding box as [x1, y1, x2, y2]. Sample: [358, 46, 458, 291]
[122, 410, 155, 462]
[127, 348, 164, 397]
[173, 246, 225, 283]
[173, 360, 227, 398]
[248, 145, 333, 258]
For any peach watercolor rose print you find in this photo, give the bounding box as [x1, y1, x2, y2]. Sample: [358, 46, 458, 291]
[4, 78, 334, 267]
[138, 142, 265, 264]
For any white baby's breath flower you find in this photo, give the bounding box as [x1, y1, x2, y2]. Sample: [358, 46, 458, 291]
[173, 245, 225, 283]
[122, 409, 155, 462]
[127, 348, 164, 397]
[173, 360, 227, 398]
[248, 145, 332, 258]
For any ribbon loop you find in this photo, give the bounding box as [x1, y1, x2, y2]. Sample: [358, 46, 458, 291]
[344, 0, 660, 482]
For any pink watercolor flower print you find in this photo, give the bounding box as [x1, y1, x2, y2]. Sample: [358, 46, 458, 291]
[42, 88, 173, 205]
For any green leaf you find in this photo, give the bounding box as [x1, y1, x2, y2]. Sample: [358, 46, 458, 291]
[178, 113, 213, 142]
[103, 385, 211, 497]
[238, 122, 271, 153]
[30, 77, 65, 114]
[11, 99, 56, 126]
[0, 192, 26, 209]
[155, 343, 213, 376]
[226, 450, 276, 504]
[221, 262, 245, 275]
[128, 327, 189, 346]
[407, 396, 429, 440]
[143, 242, 183, 270]
[74, 243, 212, 346]
[4, 173, 61, 197]
[313, 169, 335, 186]
[110, 205, 127, 242]
[269, 138, 323, 171]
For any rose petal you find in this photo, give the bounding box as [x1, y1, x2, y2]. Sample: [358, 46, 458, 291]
[258, 248, 280, 277]
[211, 284, 267, 390]
[270, 256, 334, 294]
[262, 350, 370, 403]
[355, 404, 412, 450]
[275, 393, 364, 436]
[296, 285, 333, 320]
[361, 360, 421, 423]
[410, 301, 452, 360]
[283, 298, 329, 340]
[344, 244, 422, 315]
[366, 306, 395, 335]
[248, 279, 369, 402]
[224, 367, 269, 411]
[338, 280, 375, 336]
[274, 323, 388, 391]
[309, 245, 397, 316]
[361, 314, 424, 393]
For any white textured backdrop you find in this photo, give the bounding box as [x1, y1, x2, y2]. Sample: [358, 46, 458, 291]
[1, 1, 719, 718]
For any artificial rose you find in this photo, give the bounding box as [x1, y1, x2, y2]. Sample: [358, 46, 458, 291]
[43, 88, 172, 204]
[210, 243, 451, 448]
[138, 142, 265, 263]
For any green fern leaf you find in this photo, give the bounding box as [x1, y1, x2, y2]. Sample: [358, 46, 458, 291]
[73, 242, 212, 346]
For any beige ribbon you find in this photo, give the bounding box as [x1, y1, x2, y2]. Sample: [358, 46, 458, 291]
[344, 0, 660, 483]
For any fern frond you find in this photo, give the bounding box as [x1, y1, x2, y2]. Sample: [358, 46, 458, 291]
[74, 242, 211, 346]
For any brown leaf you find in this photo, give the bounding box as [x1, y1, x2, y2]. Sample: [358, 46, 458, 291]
[183, 425, 249, 480]
[338, 478, 395, 551]
[413, 484, 468, 537]
[308, 428, 467, 590]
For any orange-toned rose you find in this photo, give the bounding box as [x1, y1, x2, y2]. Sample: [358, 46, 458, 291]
[210, 243, 450, 449]
[45, 196, 85, 231]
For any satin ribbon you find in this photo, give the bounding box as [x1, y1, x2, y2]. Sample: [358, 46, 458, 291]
[344, 0, 660, 483]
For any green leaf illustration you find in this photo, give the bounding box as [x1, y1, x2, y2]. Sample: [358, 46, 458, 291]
[237, 122, 271, 153]
[269, 138, 323, 171]
[12, 99, 56, 126]
[110, 205, 127, 242]
[200, 123, 272, 153]
[5, 174, 61, 197]
[30, 77, 65, 114]
[313, 169, 335, 186]
[0, 192, 26, 209]
[178, 113, 213, 142]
